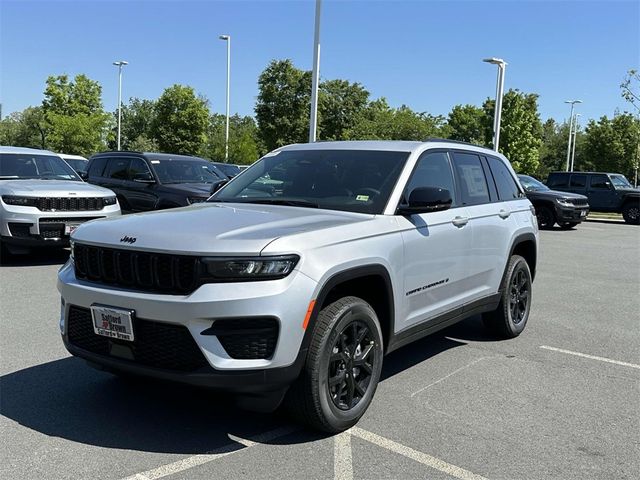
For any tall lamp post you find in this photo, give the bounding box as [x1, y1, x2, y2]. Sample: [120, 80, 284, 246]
[570, 113, 581, 172]
[309, 0, 322, 143]
[483, 57, 507, 152]
[564, 100, 582, 171]
[113, 61, 128, 151]
[219, 35, 231, 162]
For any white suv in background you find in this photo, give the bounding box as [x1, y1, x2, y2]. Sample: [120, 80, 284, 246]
[58, 140, 538, 432]
[0, 146, 120, 254]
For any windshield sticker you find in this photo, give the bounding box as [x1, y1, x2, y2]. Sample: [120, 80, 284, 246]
[151, 160, 160, 164]
[356, 195, 369, 201]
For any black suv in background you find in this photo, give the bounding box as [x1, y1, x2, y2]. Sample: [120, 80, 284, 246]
[546, 172, 640, 224]
[86, 152, 228, 213]
[518, 174, 589, 229]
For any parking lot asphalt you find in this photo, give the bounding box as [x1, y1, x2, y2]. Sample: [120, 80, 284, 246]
[1, 220, 639, 480]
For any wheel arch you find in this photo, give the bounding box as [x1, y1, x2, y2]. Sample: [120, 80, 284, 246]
[304, 264, 395, 354]
[508, 233, 538, 282]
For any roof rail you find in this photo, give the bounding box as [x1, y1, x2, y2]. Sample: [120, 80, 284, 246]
[423, 137, 485, 148]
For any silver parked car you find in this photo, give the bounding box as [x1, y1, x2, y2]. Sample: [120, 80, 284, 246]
[1, 146, 121, 254]
[58, 140, 538, 432]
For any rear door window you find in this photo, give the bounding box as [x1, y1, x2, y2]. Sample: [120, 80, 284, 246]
[105, 158, 131, 180]
[570, 174, 587, 188]
[589, 174, 610, 189]
[452, 152, 491, 206]
[486, 156, 521, 201]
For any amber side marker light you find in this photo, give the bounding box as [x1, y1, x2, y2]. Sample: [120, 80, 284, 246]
[302, 300, 316, 330]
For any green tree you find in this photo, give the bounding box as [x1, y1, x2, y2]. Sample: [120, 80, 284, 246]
[446, 104, 488, 145]
[583, 113, 640, 179]
[151, 84, 209, 155]
[42, 74, 110, 155]
[345, 99, 445, 140]
[255, 59, 312, 151]
[483, 89, 543, 174]
[0, 106, 47, 149]
[109, 97, 157, 150]
[318, 79, 369, 140]
[201, 114, 261, 165]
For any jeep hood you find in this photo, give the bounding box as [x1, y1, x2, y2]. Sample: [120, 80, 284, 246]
[71, 202, 372, 255]
[0, 179, 114, 197]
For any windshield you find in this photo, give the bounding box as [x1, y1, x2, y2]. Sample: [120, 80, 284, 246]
[217, 163, 241, 177]
[210, 149, 409, 214]
[152, 160, 226, 184]
[518, 174, 549, 192]
[64, 158, 88, 173]
[0, 153, 81, 181]
[610, 174, 632, 188]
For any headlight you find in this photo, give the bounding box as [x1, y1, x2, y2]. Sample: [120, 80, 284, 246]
[201, 255, 299, 281]
[187, 197, 208, 204]
[103, 196, 118, 206]
[1, 195, 38, 207]
[556, 198, 574, 207]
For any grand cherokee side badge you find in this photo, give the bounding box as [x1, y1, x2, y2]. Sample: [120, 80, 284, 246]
[120, 235, 137, 244]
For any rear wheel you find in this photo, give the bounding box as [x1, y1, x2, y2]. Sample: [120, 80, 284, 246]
[622, 202, 640, 225]
[536, 206, 555, 229]
[286, 296, 383, 433]
[483, 255, 532, 338]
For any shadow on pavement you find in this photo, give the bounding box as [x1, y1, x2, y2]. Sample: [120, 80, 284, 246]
[0, 247, 70, 267]
[0, 316, 490, 453]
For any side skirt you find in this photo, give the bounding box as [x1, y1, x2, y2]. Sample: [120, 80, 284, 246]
[386, 293, 501, 354]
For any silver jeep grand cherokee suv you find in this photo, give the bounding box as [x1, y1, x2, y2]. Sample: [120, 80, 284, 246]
[1, 146, 120, 254]
[58, 140, 538, 432]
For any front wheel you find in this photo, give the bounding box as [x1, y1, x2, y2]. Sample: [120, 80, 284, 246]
[483, 255, 532, 338]
[536, 206, 555, 229]
[622, 202, 640, 225]
[285, 296, 383, 433]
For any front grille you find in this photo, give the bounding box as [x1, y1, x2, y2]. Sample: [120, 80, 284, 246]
[8, 222, 32, 238]
[209, 318, 279, 360]
[567, 198, 588, 206]
[36, 197, 104, 211]
[40, 217, 104, 223]
[67, 306, 210, 372]
[74, 243, 199, 294]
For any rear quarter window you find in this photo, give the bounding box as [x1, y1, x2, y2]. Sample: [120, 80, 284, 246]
[88, 157, 108, 177]
[547, 174, 569, 188]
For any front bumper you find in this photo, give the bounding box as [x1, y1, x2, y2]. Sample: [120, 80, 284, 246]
[556, 205, 589, 223]
[57, 261, 318, 391]
[1, 203, 121, 247]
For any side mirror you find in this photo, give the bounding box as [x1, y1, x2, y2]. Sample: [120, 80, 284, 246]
[211, 179, 229, 193]
[78, 171, 88, 181]
[133, 172, 155, 183]
[398, 187, 452, 215]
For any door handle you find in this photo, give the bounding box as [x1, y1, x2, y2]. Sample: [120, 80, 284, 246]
[452, 216, 469, 227]
[498, 209, 511, 219]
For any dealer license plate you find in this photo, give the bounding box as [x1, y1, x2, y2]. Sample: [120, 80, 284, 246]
[90, 305, 135, 341]
[580, 210, 587, 217]
[65, 224, 80, 235]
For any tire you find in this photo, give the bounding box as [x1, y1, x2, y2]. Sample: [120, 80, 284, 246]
[285, 296, 384, 433]
[536, 206, 555, 229]
[622, 202, 640, 225]
[559, 222, 578, 230]
[483, 255, 532, 339]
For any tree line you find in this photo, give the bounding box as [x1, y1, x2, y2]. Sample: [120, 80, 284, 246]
[1, 61, 638, 181]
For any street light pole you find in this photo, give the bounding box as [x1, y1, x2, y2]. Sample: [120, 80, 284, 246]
[219, 35, 231, 162]
[483, 58, 507, 152]
[113, 61, 128, 151]
[564, 100, 582, 171]
[309, 0, 322, 143]
[570, 113, 581, 172]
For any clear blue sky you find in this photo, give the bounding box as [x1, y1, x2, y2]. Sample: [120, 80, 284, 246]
[1, 0, 638, 127]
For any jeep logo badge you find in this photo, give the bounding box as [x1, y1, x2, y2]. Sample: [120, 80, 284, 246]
[120, 235, 137, 244]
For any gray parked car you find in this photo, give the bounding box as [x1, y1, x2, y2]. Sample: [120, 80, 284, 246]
[0, 146, 120, 254]
[58, 140, 538, 432]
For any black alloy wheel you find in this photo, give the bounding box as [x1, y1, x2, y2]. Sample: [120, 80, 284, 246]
[509, 268, 530, 325]
[328, 320, 377, 410]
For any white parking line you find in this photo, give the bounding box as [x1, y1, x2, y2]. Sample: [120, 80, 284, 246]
[540, 345, 640, 370]
[120, 426, 297, 480]
[351, 427, 489, 480]
[410, 357, 494, 397]
[334, 430, 353, 480]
